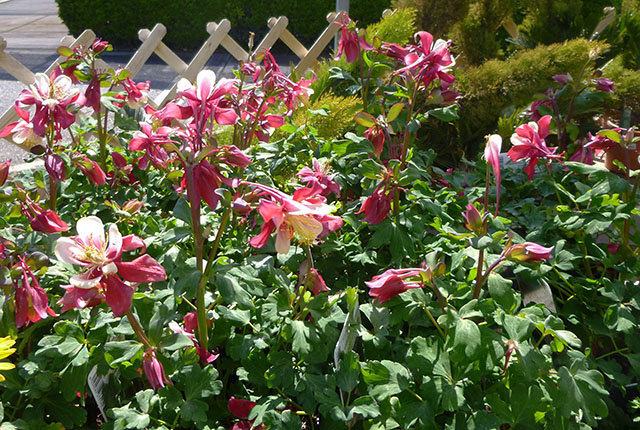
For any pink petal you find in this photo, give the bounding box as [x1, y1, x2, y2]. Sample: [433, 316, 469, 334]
[116, 254, 166, 283]
[103, 275, 133, 316]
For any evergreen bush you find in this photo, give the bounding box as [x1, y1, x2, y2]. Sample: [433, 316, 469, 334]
[55, 0, 391, 50]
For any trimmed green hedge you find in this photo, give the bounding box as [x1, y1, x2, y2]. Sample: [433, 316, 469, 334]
[56, 0, 391, 50]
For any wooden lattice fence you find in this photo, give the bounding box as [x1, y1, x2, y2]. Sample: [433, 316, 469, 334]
[0, 12, 348, 148]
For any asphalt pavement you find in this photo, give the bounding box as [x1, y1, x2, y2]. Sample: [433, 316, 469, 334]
[0, 0, 298, 164]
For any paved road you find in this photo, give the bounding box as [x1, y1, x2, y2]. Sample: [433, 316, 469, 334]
[0, 0, 298, 164]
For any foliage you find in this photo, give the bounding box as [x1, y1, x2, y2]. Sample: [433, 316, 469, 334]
[452, 38, 607, 157]
[311, 7, 417, 101]
[391, 0, 469, 39]
[449, 0, 514, 65]
[55, 0, 391, 50]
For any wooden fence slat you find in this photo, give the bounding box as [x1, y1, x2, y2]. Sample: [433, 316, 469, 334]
[0, 36, 37, 85]
[295, 13, 341, 75]
[125, 23, 167, 78]
[1, 12, 361, 149]
[267, 17, 308, 59]
[154, 19, 232, 107]
[138, 27, 188, 75]
[253, 16, 288, 57]
[207, 21, 249, 62]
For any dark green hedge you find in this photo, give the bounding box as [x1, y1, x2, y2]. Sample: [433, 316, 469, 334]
[56, 0, 391, 50]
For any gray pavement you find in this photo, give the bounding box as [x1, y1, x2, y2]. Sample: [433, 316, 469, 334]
[0, 0, 299, 164]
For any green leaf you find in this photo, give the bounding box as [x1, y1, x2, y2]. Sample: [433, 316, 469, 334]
[428, 105, 459, 122]
[387, 103, 405, 122]
[181, 399, 209, 424]
[354, 111, 376, 128]
[179, 364, 222, 400]
[361, 360, 410, 400]
[109, 404, 150, 430]
[159, 333, 193, 351]
[337, 351, 360, 392]
[360, 159, 385, 179]
[487, 273, 516, 311]
[557, 366, 608, 426]
[173, 198, 192, 226]
[104, 341, 143, 367]
[57, 46, 74, 57]
[217, 306, 251, 326]
[453, 318, 481, 358]
[290, 320, 311, 357]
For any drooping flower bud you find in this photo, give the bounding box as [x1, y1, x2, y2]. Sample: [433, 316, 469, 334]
[142, 349, 170, 390]
[505, 242, 554, 262]
[464, 203, 486, 236]
[0, 160, 10, 186]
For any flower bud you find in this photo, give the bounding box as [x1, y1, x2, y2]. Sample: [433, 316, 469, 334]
[464, 203, 486, 236]
[505, 242, 554, 262]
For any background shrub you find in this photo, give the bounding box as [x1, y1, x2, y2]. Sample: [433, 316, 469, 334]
[56, 0, 391, 50]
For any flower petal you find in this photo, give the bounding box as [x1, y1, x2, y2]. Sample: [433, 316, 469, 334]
[116, 255, 166, 283]
[76, 216, 105, 247]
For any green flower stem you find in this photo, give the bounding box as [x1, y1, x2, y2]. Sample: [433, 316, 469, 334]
[126, 310, 153, 349]
[185, 165, 203, 271]
[48, 177, 58, 212]
[472, 249, 485, 299]
[596, 347, 629, 360]
[419, 301, 445, 339]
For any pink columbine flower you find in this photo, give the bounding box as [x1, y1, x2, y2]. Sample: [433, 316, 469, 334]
[176, 70, 238, 127]
[142, 349, 170, 389]
[168, 317, 219, 365]
[228, 397, 266, 430]
[21, 195, 69, 233]
[594, 77, 615, 93]
[14, 256, 57, 327]
[129, 122, 174, 169]
[296, 159, 341, 198]
[15, 68, 84, 136]
[552, 73, 573, 85]
[334, 14, 372, 63]
[245, 182, 342, 254]
[505, 242, 554, 262]
[507, 115, 561, 181]
[119, 77, 150, 109]
[0, 108, 44, 148]
[584, 132, 618, 154]
[45, 153, 66, 182]
[381, 31, 455, 89]
[484, 134, 502, 215]
[530, 99, 553, 121]
[72, 154, 106, 185]
[366, 268, 425, 303]
[0, 159, 10, 187]
[55, 216, 166, 316]
[364, 126, 386, 158]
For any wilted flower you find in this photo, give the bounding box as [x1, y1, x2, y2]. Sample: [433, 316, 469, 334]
[584, 132, 618, 154]
[142, 349, 170, 389]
